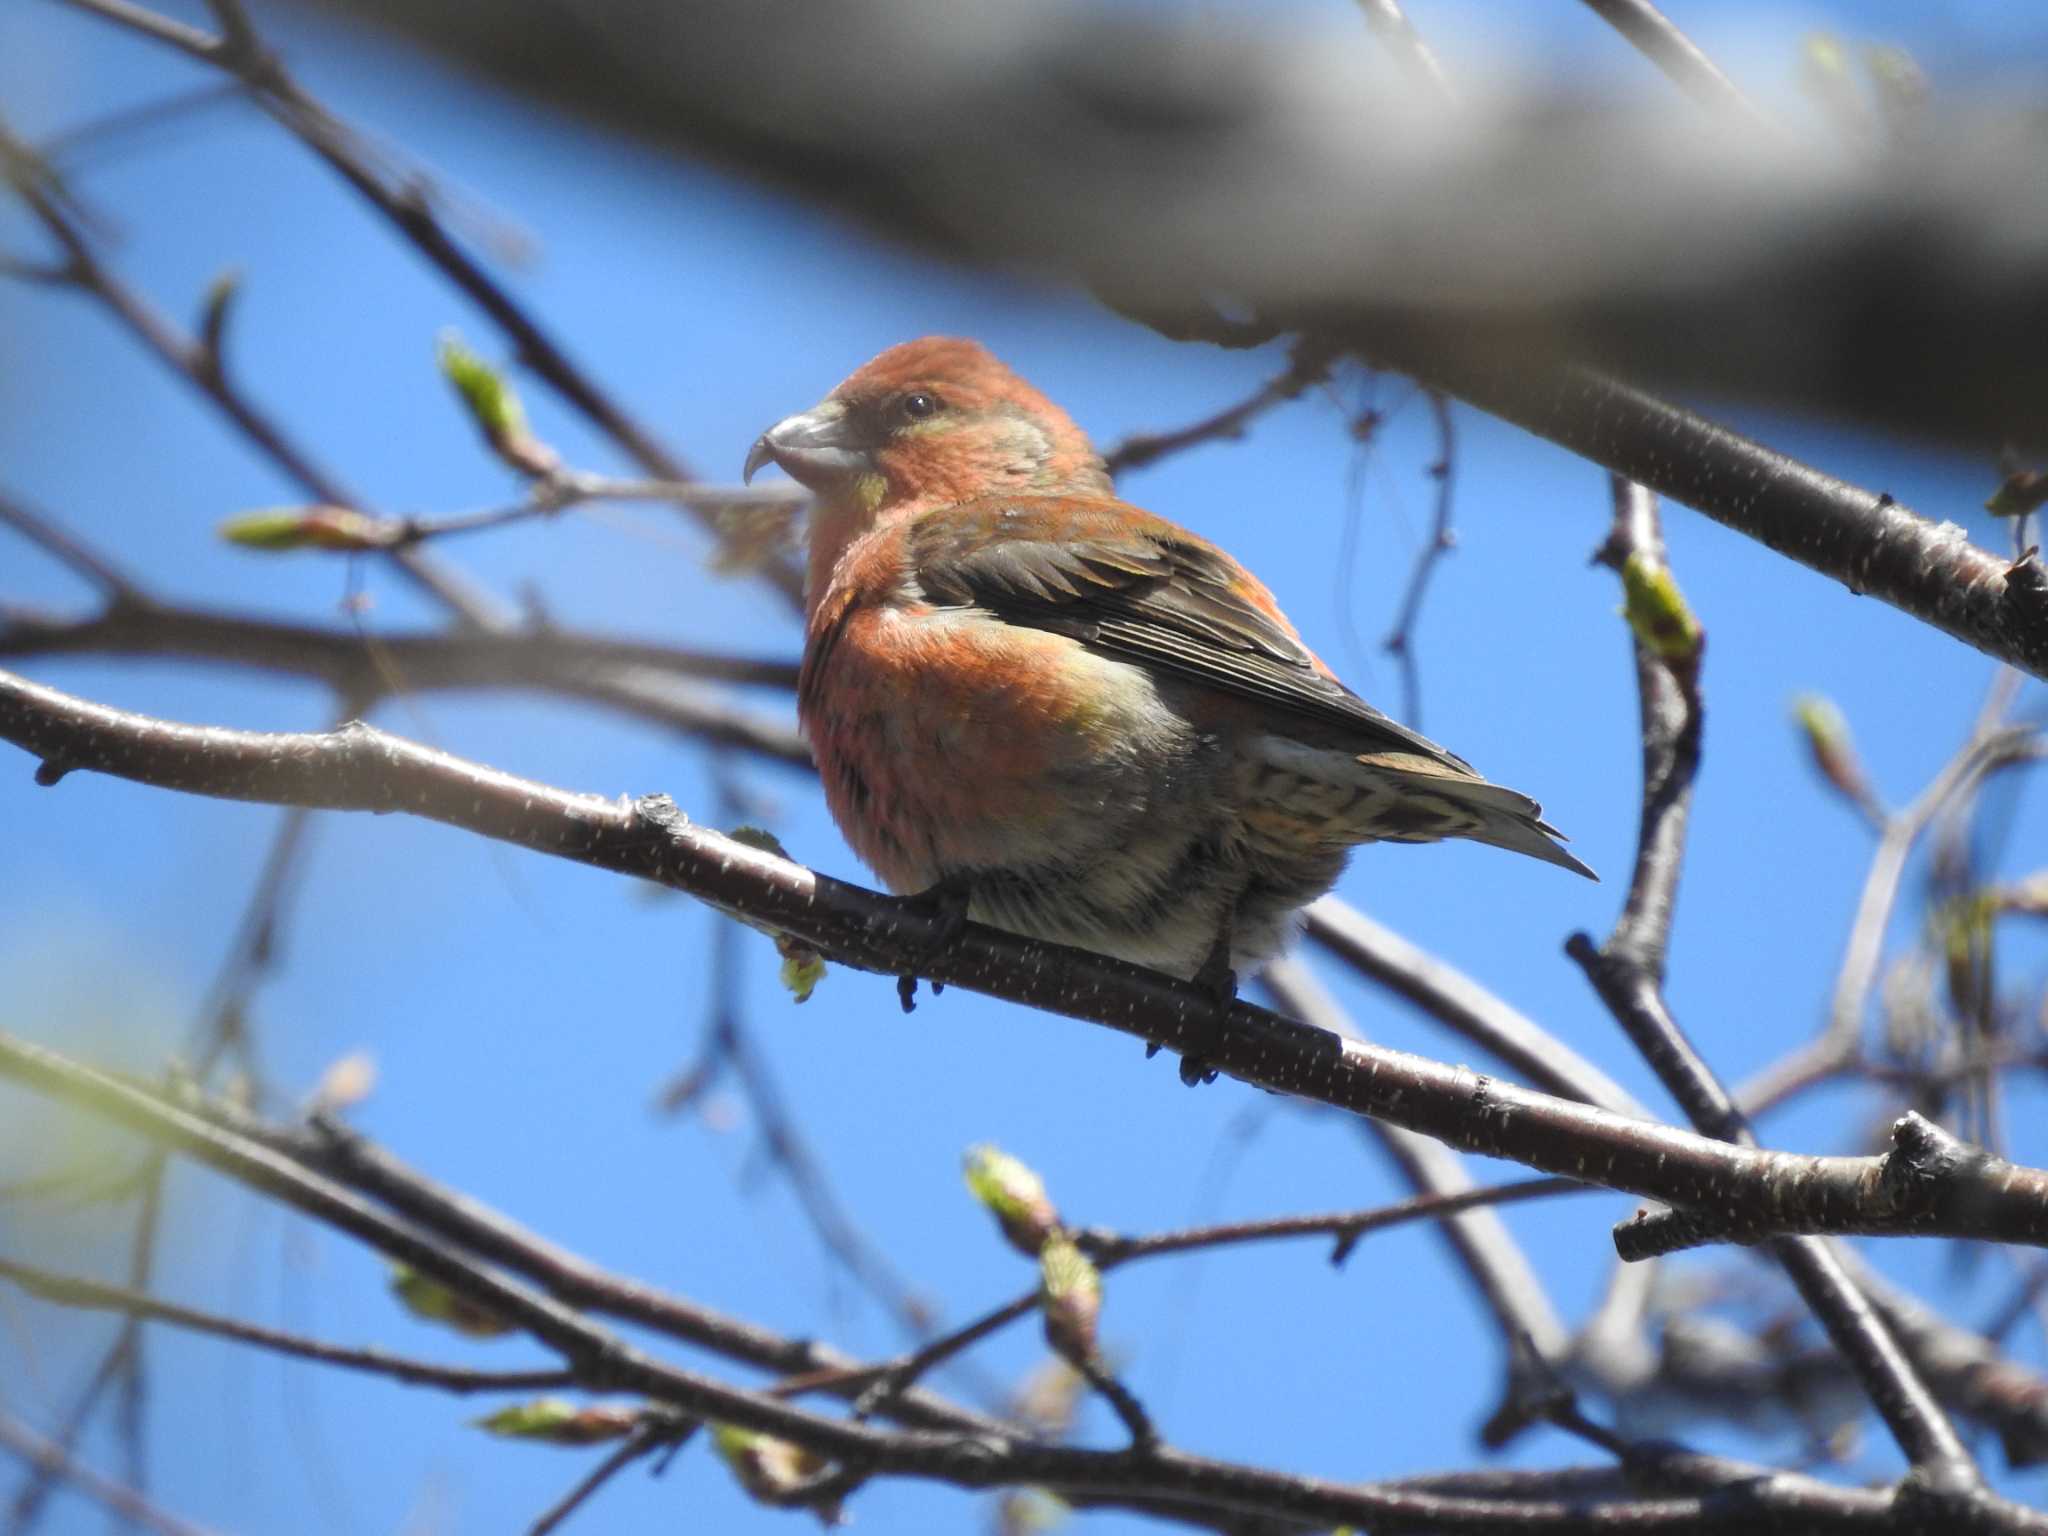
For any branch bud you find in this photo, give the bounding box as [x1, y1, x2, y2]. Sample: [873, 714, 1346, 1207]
[472, 1399, 639, 1445]
[438, 330, 560, 477]
[1038, 1234, 1102, 1367]
[726, 827, 828, 1000]
[710, 1423, 838, 1515]
[1619, 552, 1702, 665]
[389, 1263, 514, 1337]
[1790, 694, 1877, 813]
[218, 506, 395, 552]
[964, 1144, 1061, 1256]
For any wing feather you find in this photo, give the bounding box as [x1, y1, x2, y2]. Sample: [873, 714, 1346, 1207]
[907, 497, 1474, 772]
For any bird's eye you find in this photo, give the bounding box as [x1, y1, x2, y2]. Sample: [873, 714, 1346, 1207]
[900, 392, 940, 421]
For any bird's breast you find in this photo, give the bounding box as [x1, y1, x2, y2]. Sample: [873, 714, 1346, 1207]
[798, 600, 1200, 890]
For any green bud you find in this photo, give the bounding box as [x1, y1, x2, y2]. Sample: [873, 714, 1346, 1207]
[964, 1144, 1061, 1256]
[710, 1423, 833, 1507]
[1790, 693, 1872, 808]
[997, 1489, 1071, 1535]
[776, 935, 827, 1003]
[1038, 1234, 1102, 1367]
[438, 330, 559, 476]
[472, 1399, 639, 1445]
[218, 506, 394, 552]
[389, 1263, 513, 1337]
[1619, 552, 1702, 664]
[1800, 32, 1850, 80]
[722, 830, 828, 1000]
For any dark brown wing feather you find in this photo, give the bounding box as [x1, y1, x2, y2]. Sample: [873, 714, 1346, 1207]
[908, 497, 1475, 772]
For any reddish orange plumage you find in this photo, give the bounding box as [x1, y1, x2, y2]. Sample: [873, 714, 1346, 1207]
[746, 338, 1590, 985]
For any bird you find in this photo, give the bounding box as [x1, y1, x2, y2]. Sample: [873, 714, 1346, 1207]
[744, 337, 1592, 999]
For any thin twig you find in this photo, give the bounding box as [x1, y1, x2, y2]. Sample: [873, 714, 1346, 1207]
[0, 1255, 576, 1394]
[1566, 476, 1984, 1501]
[0, 115, 503, 627]
[1, 1027, 2025, 1533]
[1079, 1176, 1586, 1267]
[818, 1174, 1591, 1416]
[57, 0, 805, 608]
[1574, 0, 1768, 123]
[1352, 0, 1453, 102]
[1265, 957, 1571, 1445]
[0, 1411, 218, 1536]
[1737, 719, 2046, 1116]
[1381, 388, 1457, 729]
[1100, 342, 1333, 477]
[0, 490, 140, 598]
[1303, 897, 1649, 1119]
[5, 1164, 163, 1536]
[526, 1422, 682, 1536]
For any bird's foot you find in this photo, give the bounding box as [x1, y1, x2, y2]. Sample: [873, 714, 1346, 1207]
[894, 875, 974, 1014]
[1175, 938, 1237, 1086]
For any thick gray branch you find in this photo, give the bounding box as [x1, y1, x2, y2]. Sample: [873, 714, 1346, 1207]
[5, 664, 2048, 1257]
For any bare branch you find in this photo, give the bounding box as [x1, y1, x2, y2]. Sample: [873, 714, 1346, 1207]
[275, 0, 2048, 455]
[1100, 342, 1332, 476]
[0, 1256, 575, 1395]
[0, 491, 140, 598]
[1304, 897, 1649, 1119]
[526, 1423, 679, 1536]
[1380, 389, 1456, 729]
[1739, 717, 2046, 1116]
[1565, 479, 1984, 1499]
[58, 0, 806, 609]
[4, 667, 2046, 1251]
[0, 116, 502, 627]
[1352, 0, 1453, 103]
[1573, 0, 1765, 122]
[0, 1411, 217, 1536]
[2, 1031, 1959, 1532]
[0, 600, 808, 765]
[1264, 957, 1571, 1444]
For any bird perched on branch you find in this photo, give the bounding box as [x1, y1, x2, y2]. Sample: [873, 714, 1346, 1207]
[746, 338, 1591, 998]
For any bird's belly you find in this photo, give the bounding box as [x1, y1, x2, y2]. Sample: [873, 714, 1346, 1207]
[801, 610, 1246, 969]
[800, 609, 1358, 977]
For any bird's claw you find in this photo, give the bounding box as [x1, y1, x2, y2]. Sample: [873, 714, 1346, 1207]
[1172, 939, 1236, 1086]
[893, 876, 974, 1013]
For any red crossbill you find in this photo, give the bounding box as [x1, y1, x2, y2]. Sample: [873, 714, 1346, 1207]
[745, 338, 1591, 995]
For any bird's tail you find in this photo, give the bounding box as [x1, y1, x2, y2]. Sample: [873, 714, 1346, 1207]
[1328, 744, 1597, 880]
[1422, 775, 1597, 880]
[1253, 740, 1597, 879]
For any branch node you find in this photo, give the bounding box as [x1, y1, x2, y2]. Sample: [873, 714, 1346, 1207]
[1880, 1112, 1981, 1213]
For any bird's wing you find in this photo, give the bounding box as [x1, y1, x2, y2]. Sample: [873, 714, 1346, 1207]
[907, 496, 1475, 772]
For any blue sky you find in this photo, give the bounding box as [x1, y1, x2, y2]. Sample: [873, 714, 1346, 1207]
[1, 2, 2044, 1532]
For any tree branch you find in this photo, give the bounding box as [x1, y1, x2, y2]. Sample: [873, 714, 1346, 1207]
[1565, 478, 1985, 1502]
[0, 1256, 576, 1395]
[0, 115, 503, 628]
[1573, 0, 1765, 121]
[0, 1412, 217, 1536]
[5, 665, 2046, 1254]
[4, 1030, 1971, 1532]
[58, 0, 807, 609]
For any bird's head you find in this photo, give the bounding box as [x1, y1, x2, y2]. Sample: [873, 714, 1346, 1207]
[745, 338, 1110, 558]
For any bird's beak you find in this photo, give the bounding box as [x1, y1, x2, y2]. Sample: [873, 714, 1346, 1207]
[743, 401, 870, 488]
